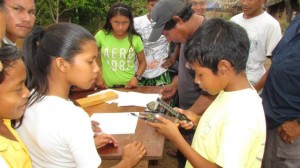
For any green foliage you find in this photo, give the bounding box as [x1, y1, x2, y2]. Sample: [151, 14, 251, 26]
[35, 1, 52, 26]
[35, 0, 148, 33]
[279, 19, 290, 33]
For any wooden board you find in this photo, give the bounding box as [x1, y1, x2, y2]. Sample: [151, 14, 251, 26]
[75, 91, 118, 108]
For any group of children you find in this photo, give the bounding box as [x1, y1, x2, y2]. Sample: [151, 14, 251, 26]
[1, 0, 299, 168]
[0, 1, 146, 167]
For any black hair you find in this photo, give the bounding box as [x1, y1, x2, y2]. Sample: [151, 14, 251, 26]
[0, 0, 4, 7]
[23, 23, 95, 106]
[290, 0, 300, 11]
[0, 0, 5, 11]
[0, 43, 22, 83]
[103, 2, 140, 57]
[184, 18, 250, 74]
[103, 2, 140, 37]
[164, 5, 194, 30]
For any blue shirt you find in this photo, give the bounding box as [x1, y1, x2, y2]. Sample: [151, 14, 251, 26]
[262, 14, 300, 129]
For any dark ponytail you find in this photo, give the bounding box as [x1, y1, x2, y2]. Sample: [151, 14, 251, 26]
[23, 26, 49, 106]
[23, 23, 95, 106]
[0, 0, 4, 8]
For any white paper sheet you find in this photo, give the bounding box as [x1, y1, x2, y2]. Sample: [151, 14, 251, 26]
[90, 112, 139, 134]
[117, 92, 159, 107]
[88, 89, 160, 107]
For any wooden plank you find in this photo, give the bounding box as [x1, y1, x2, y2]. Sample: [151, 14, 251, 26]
[99, 160, 148, 168]
[75, 91, 118, 108]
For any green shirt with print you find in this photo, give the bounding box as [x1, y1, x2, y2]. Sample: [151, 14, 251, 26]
[95, 30, 144, 87]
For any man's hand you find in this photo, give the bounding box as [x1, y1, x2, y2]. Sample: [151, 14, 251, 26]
[277, 119, 300, 144]
[161, 57, 176, 69]
[160, 84, 177, 100]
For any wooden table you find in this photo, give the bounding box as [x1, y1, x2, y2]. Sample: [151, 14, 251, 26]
[70, 86, 165, 168]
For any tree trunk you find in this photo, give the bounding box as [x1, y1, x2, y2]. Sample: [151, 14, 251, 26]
[285, 0, 293, 23]
[56, 0, 60, 23]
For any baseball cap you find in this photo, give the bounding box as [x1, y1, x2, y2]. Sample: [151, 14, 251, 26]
[148, 0, 186, 42]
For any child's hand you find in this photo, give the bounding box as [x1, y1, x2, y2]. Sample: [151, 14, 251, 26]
[91, 120, 101, 135]
[161, 57, 176, 69]
[94, 133, 118, 148]
[120, 141, 147, 167]
[147, 114, 181, 144]
[125, 77, 139, 89]
[174, 107, 200, 130]
[95, 76, 107, 89]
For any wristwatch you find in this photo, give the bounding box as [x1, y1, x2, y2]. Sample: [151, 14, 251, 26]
[134, 73, 142, 80]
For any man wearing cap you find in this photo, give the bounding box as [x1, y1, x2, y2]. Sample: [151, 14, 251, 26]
[148, 0, 215, 167]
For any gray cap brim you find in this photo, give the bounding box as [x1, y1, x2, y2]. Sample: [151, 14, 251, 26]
[148, 26, 164, 42]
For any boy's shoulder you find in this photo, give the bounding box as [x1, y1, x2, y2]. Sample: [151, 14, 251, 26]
[131, 33, 142, 39]
[230, 13, 243, 21]
[231, 11, 279, 24]
[95, 29, 106, 35]
[134, 14, 150, 29]
[94, 30, 110, 40]
[222, 89, 263, 115]
[260, 11, 280, 24]
[134, 14, 147, 22]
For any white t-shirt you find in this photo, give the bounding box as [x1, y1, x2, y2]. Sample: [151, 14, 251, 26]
[134, 14, 169, 78]
[230, 12, 282, 84]
[186, 89, 266, 168]
[17, 96, 101, 168]
[3, 37, 16, 46]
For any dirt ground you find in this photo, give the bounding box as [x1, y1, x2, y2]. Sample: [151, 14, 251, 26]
[148, 140, 178, 168]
